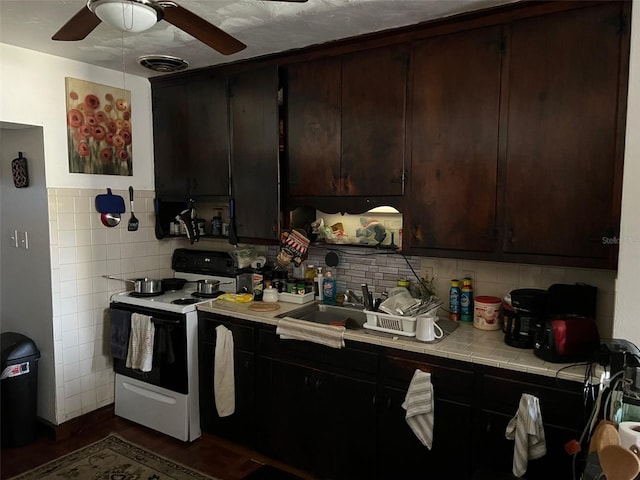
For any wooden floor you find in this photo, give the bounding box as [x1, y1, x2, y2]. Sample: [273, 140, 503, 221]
[0, 406, 315, 480]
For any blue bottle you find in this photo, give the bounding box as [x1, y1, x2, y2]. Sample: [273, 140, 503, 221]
[322, 271, 337, 305]
[449, 279, 461, 322]
[460, 278, 473, 322]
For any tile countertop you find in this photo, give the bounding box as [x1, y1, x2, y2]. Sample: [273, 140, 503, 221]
[197, 300, 595, 384]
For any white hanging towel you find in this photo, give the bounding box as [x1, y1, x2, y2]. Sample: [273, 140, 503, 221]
[214, 325, 235, 417]
[402, 369, 435, 450]
[276, 317, 345, 349]
[505, 393, 547, 477]
[126, 313, 155, 372]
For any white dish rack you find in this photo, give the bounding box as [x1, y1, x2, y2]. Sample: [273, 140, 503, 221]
[363, 310, 416, 337]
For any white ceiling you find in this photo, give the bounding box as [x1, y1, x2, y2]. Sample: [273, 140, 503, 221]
[0, 0, 517, 78]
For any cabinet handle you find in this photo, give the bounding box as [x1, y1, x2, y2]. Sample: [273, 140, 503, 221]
[372, 394, 377, 407]
[315, 378, 321, 390]
[243, 358, 250, 369]
[304, 375, 310, 387]
[386, 396, 392, 410]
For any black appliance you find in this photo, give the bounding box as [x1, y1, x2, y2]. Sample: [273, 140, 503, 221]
[504, 288, 549, 348]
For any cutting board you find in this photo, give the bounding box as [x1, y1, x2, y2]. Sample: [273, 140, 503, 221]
[248, 302, 280, 312]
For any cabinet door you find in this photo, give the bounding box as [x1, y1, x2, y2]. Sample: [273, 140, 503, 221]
[476, 409, 580, 480]
[153, 83, 190, 197]
[230, 66, 280, 241]
[185, 76, 230, 197]
[407, 26, 502, 252]
[286, 57, 342, 196]
[378, 385, 473, 479]
[152, 77, 230, 198]
[503, 3, 626, 262]
[341, 45, 407, 196]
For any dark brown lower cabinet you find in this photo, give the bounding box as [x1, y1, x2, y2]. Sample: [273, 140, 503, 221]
[198, 313, 256, 447]
[198, 315, 589, 480]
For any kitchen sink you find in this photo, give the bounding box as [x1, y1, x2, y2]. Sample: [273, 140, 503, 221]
[276, 303, 367, 330]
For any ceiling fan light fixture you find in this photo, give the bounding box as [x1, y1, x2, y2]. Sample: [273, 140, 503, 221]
[90, 0, 162, 33]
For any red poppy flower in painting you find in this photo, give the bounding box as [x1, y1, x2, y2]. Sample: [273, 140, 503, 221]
[104, 104, 112, 113]
[117, 148, 129, 161]
[86, 115, 98, 127]
[105, 93, 113, 102]
[69, 91, 79, 101]
[80, 125, 92, 138]
[85, 94, 100, 109]
[100, 147, 113, 164]
[123, 111, 131, 121]
[112, 134, 125, 149]
[67, 109, 84, 128]
[95, 111, 107, 123]
[93, 125, 106, 141]
[77, 141, 90, 157]
[120, 129, 132, 146]
[107, 121, 117, 133]
[105, 132, 114, 146]
[116, 98, 128, 111]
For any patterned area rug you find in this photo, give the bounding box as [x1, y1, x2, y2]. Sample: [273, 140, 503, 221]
[7, 434, 218, 480]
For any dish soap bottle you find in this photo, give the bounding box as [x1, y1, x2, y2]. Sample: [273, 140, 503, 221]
[449, 279, 461, 322]
[460, 277, 474, 322]
[323, 270, 337, 305]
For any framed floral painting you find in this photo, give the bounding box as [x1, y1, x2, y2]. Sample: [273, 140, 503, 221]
[65, 77, 133, 175]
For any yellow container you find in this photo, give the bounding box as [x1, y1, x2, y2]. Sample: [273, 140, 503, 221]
[473, 296, 502, 330]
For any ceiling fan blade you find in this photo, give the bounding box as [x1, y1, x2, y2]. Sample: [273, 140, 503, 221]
[52, 5, 102, 41]
[162, 4, 246, 55]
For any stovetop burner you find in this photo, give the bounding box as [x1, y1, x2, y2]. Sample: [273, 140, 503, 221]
[192, 291, 225, 299]
[129, 291, 164, 298]
[172, 298, 200, 305]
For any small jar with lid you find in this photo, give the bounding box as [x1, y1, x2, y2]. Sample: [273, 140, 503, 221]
[263, 286, 279, 303]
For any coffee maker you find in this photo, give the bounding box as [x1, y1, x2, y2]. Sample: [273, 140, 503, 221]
[504, 288, 549, 348]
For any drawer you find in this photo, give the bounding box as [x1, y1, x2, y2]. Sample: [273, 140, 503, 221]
[198, 313, 254, 351]
[258, 327, 378, 377]
[381, 354, 474, 401]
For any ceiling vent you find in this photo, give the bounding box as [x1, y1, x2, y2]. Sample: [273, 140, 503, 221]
[137, 55, 189, 73]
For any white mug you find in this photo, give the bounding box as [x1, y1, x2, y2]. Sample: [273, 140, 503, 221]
[416, 314, 443, 342]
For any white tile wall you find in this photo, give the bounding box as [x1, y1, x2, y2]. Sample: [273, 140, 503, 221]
[47, 187, 182, 423]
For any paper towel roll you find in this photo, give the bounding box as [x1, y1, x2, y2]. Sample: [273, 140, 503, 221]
[619, 422, 640, 450]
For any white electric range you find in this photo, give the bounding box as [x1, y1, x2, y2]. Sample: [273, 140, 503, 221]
[109, 249, 241, 442]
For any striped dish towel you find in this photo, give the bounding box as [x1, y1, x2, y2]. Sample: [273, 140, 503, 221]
[126, 313, 155, 372]
[505, 393, 547, 477]
[276, 317, 345, 349]
[402, 369, 435, 450]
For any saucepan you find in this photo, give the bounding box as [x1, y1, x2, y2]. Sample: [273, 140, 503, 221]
[194, 279, 233, 295]
[103, 275, 163, 294]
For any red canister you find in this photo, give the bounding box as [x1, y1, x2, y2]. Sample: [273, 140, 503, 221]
[473, 296, 502, 330]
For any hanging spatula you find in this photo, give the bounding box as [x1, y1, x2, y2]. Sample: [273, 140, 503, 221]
[127, 186, 139, 232]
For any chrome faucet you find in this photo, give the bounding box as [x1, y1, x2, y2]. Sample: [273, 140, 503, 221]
[344, 289, 364, 307]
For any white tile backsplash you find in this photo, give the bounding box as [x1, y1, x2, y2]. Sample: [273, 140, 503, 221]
[49, 187, 176, 425]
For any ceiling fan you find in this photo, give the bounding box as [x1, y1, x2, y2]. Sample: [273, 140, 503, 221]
[52, 0, 308, 56]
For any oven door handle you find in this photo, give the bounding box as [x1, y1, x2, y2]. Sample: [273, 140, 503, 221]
[151, 318, 180, 325]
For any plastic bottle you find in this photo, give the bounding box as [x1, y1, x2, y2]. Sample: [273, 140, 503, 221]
[449, 279, 461, 322]
[315, 266, 324, 302]
[305, 264, 316, 295]
[252, 262, 264, 301]
[211, 209, 222, 236]
[323, 271, 337, 305]
[460, 277, 474, 322]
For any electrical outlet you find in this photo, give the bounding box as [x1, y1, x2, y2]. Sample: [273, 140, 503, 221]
[421, 266, 434, 282]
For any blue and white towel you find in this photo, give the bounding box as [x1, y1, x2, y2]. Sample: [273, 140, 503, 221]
[505, 393, 547, 477]
[402, 369, 435, 450]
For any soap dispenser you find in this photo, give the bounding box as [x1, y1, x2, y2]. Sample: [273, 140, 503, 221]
[323, 270, 337, 305]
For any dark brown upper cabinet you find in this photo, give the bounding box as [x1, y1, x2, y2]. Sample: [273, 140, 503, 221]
[152, 75, 230, 199]
[286, 45, 408, 197]
[230, 66, 280, 242]
[501, 2, 628, 266]
[406, 26, 503, 253]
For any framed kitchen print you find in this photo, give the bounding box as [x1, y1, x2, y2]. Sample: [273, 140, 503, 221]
[65, 77, 133, 176]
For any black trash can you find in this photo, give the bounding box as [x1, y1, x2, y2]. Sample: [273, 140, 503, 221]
[1, 332, 40, 448]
